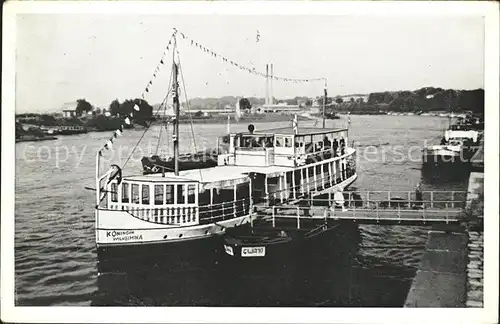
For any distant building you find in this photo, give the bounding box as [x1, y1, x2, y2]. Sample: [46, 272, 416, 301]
[61, 101, 80, 118]
[261, 102, 301, 114]
[15, 115, 42, 123]
[63, 110, 77, 118]
[340, 94, 369, 103]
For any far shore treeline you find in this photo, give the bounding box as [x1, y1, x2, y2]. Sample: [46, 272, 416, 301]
[16, 87, 484, 136]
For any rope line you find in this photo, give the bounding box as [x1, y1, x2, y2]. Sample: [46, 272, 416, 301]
[121, 69, 174, 170]
[176, 30, 326, 84]
[178, 57, 203, 183]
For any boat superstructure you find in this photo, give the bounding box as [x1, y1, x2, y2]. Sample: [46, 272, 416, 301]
[422, 114, 483, 165]
[95, 125, 357, 248]
[217, 126, 356, 205]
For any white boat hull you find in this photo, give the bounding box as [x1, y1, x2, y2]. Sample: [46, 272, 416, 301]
[96, 210, 253, 247]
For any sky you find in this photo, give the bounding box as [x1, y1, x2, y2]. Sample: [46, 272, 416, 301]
[15, 14, 484, 113]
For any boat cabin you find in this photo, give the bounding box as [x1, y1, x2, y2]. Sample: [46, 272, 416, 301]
[217, 127, 349, 167]
[103, 170, 252, 227]
[444, 129, 479, 144]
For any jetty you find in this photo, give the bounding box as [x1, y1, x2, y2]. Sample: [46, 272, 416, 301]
[404, 172, 484, 308]
[247, 172, 484, 308]
[255, 190, 466, 227]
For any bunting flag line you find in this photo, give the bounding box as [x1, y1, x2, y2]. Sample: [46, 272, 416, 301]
[175, 29, 326, 84]
[98, 28, 326, 156]
[99, 29, 177, 155]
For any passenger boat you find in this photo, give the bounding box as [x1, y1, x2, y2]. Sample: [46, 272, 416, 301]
[422, 115, 483, 166]
[93, 30, 357, 273]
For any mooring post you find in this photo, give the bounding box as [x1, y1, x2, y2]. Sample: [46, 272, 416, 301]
[296, 206, 300, 229]
[250, 204, 254, 228]
[430, 191, 434, 208]
[272, 206, 276, 227]
[451, 191, 455, 208]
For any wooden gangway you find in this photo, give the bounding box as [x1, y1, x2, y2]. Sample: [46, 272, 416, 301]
[254, 190, 467, 227]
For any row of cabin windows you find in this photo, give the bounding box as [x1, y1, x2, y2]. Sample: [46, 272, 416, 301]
[235, 134, 347, 150]
[110, 183, 196, 205]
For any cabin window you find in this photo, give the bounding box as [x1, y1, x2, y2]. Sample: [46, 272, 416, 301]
[142, 184, 150, 205]
[284, 137, 292, 148]
[165, 185, 174, 204]
[154, 185, 164, 205]
[111, 183, 118, 202]
[275, 136, 283, 147]
[131, 184, 140, 204]
[177, 184, 185, 204]
[187, 184, 196, 204]
[122, 183, 129, 203]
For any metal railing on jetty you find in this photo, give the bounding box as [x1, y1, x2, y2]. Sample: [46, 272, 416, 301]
[258, 190, 467, 227]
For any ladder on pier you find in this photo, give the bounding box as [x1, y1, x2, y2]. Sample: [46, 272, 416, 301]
[256, 190, 467, 227]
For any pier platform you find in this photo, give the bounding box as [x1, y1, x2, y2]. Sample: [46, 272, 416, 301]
[470, 139, 484, 171]
[403, 172, 484, 307]
[404, 230, 468, 307]
[256, 190, 467, 227]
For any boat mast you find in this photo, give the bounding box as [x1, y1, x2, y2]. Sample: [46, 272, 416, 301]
[322, 80, 327, 128]
[172, 37, 180, 176]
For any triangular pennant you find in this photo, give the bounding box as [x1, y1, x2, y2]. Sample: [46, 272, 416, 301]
[106, 140, 113, 149]
[160, 59, 164, 64]
[125, 117, 131, 125]
[115, 129, 122, 137]
[104, 143, 108, 150]
[99, 150, 103, 156]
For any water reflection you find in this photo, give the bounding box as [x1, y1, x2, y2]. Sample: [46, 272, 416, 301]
[420, 162, 472, 185]
[92, 223, 416, 307]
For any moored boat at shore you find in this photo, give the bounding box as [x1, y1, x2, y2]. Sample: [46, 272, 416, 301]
[422, 115, 483, 166]
[93, 29, 358, 274]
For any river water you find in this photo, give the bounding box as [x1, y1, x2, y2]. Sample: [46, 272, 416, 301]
[14, 115, 470, 306]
